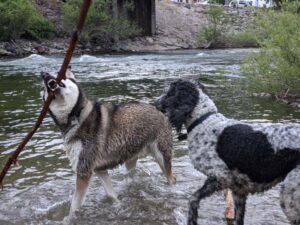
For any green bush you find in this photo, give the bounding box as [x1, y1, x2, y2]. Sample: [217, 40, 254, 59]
[226, 31, 259, 48]
[198, 6, 230, 48]
[0, 0, 56, 41]
[242, 3, 300, 97]
[62, 0, 141, 45]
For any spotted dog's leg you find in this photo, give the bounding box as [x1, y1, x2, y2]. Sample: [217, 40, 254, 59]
[69, 174, 91, 217]
[232, 193, 247, 225]
[188, 176, 222, 225]
[280, 166, 300, 225]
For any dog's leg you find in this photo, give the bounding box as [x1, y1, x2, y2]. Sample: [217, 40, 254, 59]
[149, 142, 176, 184]
[125, 155, 138, 171]
[69, 174, 91, 216]
[188, 176, 222, 225]
[232, 193, 247, 225]
[163, 158, 176, 184]
[94, 169, 118, 200]
[280, 166, 300, 225]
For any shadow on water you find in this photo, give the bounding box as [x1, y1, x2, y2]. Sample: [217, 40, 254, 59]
[0, 49, 299, 225]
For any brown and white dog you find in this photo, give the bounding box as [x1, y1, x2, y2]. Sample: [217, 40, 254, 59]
[41, 69, 176, 218]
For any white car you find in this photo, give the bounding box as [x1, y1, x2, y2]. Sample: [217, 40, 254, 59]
[229, 0, 252, 7]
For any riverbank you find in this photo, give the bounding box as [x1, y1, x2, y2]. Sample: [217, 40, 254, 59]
[0, 1, 257, 57]
[0, 38, 105, 57]
[253, 93, 300, 109]
[1, 1, 298, 107]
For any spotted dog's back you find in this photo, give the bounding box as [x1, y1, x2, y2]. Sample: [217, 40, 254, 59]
[188, 116, 300, 187]
[217, 123, 300, 184]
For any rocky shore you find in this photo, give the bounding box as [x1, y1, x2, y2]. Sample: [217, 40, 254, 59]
[114, 1, 257, 52]
[0, 1, 257, 58]
[0, 38, 103, 57]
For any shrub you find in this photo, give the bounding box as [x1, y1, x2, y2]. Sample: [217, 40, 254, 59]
[62, 0, 141, 46]
[226, 31, 259, 48]
[198, 6, 230, 48]
[241, 3, 300, 97]
[0, 0, 56, 41]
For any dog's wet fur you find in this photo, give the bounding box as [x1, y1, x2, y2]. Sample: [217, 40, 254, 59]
[41, 70, 176, 217]
[155, 79, 300, 225]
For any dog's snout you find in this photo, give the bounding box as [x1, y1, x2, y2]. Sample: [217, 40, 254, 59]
[41, 72, 59, 92]
[47, 79, 58, 91]
[154, 96, 165, 112]
[154, 96, 161, 107]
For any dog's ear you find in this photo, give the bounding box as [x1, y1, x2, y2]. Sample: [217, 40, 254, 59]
[169, 104, 195, 133]
[66, 67, 76, 80]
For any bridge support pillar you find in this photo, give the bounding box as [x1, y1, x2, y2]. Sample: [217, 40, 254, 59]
[116, 0, 156, 36]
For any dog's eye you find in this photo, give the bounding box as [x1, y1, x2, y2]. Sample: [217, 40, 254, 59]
[59, 82, 66, 88]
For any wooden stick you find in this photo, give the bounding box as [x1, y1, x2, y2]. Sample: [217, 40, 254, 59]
[225, 189, 235, 224]
[0, 0, 92, 187]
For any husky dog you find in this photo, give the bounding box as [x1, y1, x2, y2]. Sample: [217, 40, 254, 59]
[155, 79, 300, 225]
[41, 70, 176, 216]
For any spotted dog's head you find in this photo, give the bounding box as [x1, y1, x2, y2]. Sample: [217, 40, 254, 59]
[41, 68, 82, 125]
[155, 79, 206, 132]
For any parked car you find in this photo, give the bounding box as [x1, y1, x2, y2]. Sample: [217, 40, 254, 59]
[229, 0, 252, 7]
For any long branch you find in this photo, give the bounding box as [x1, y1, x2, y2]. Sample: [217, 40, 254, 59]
[0, 0, 92, 187]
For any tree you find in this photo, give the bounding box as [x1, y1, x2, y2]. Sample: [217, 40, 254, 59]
[242, 1, 300, 97]
[0, 0, 55, 41]
[198, 6, 230, 48]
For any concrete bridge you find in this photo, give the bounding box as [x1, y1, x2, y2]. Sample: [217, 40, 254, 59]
[113, 0, 156, 36]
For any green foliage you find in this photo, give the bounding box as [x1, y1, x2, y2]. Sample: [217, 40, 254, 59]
[0, 0, 56, 41]
[199, 6, 230, 48]
[226, 31, 259, 47]
[242, 3, 300, 97]
[62, 0, 141, 45]
[281, 0, 300, 13]
[272, 0, 300, 9]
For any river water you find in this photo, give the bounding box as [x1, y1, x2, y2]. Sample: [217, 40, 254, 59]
[0, 49, 299, 225]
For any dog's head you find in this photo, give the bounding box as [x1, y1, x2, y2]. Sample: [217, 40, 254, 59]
[41, 68, 81, 124]
[155, 79, 206, 132]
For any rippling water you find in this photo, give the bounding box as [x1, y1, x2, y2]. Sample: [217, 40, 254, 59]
[0, 49, 299, 225]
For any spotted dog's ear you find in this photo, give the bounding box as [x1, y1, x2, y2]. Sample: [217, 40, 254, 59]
[65, 66, 76, 81]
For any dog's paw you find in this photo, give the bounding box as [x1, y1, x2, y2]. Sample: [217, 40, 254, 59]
[107, 192, 119, 202]
[168, 174, 177, 184]
[64, 212, 77, 225]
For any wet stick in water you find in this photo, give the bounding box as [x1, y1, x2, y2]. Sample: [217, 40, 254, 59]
[225, 189, 235, 225]
[0, 0, 92, 188]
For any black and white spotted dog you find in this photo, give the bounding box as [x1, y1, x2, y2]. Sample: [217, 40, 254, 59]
[155, 79, 300, 225]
